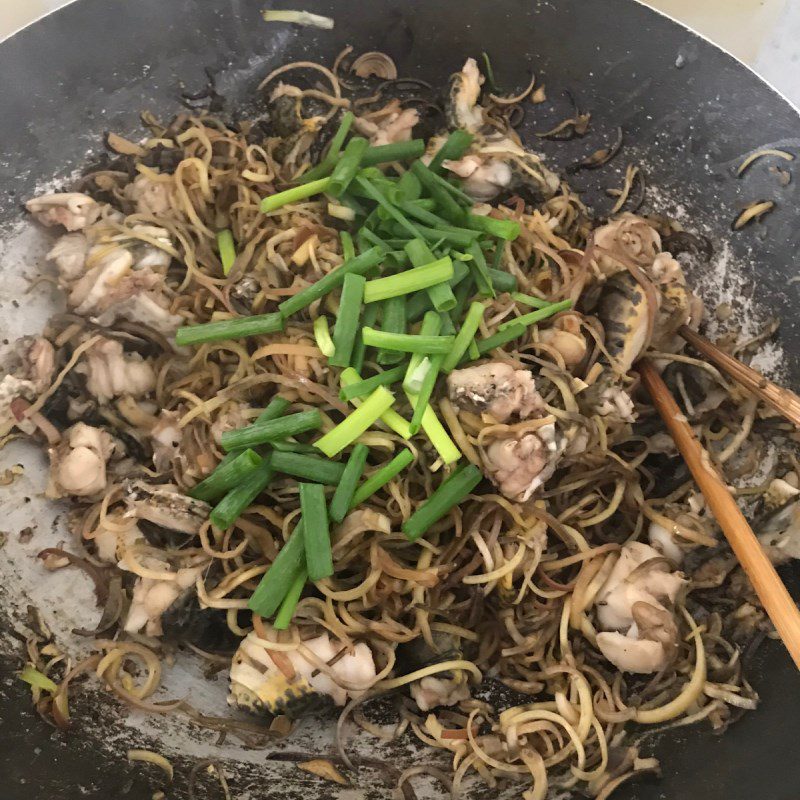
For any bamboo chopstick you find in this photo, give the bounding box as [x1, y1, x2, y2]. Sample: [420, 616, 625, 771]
[679, 324, 800, 428]
[638, 357, 800, 670]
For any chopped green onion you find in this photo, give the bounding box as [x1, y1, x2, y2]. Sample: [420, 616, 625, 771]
[189, 449, 263, 502]
[313, 316, 335, 357]
[404, 357, 431, 395]
[403, 464, 483, 541]
[450, 275, 476, 324]
[407, 258, 468, 322]
[19, 664, 58, 693]
[299, 483, 332, 580]
[406, 291, 434, 323]
[466, 240, 494, 298]
[442, 301, 486, 372]
[404, 239, 456, 313]
[488, 266, 517, 293]
[409, 354, 443, 434]
[353, 175, 426, 240]
[351, 170, 396, 200]
[476, 323, 527, 356]
[329, 443, 369, 523]
[511, 291, 551, 309]
[208, 398, 288, 529]
[329, 136, 369, 196]
[262, 9, 334, 28]
[339, 368, 413, 439]
[403, 310, 443, 391]
[359, 226, 392, 253]
[376, 295, 407, 366]
[350, 448, 414, 508]
[350, 302, 378, 373]
[340, 229, 355, 261]
[363, 257, 453, 304]
[409, 399, 461, 464]
[466, 213, 521, 241]
[398, 223, 476, 248]
[248, 521, 306, 617]
[449, 259, 472, 287]
[272, 567, 307, 630]
[315, 386, 396, 457]
[224, 394, 289, 449]
[329, 273, 365, 367]
[221, 410, 322, 452]
[260, 177, 331, 213]
[428, 129, 475, 173]
[257, 396, 292, 423]
[340, 365, 406, 401]
[439, 312, 456, 336]
[361, 139, 426, 166]
[278, 246, 382, 318]
[398, 202, 471, 235]
[210, 460, 274, 530]
[409, 161, 470, 224]
[410, 159, 473, 207]
[362, 328, 454, 354]
[216, 229, 237, 275]
[175, 312, 284, 347]
[301, 111, 355, 183]
[270, 451, 346, 485]
[338, 191, 367, 218]
[270, 440, 320, 454]
[393, 170, 422, 202]
[497, 299, 573, 331]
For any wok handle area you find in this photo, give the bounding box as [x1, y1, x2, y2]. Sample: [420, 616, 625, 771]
[638, 358, 800, 670]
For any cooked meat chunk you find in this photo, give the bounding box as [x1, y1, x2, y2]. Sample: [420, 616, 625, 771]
[43, 216, 180, 337]
[229, 629, 377, 715]
[92, 519, 142, 564]
[447, 362, 544, 423]
[78, 337, 156, 402]
[47, 423, 115, 498]
[47, 233, 90, 282]
[594, 542, 686, 673]
[442, 154, 513, 200]
[150, 410, 183, 473]
[594, 631, 670, 674]
[0, 336, 55, 431]
[122, 557, 207, 637]
[410, 676, 470, 712]
[26, 192, 100, 231]
[126, 174, 173, 216]
[595, 385, 636, 423]
[538, 314, 587, 367]
[483, 424, 560, 501]
[647, 521, 684, 565]
[354, 107, 419, 146]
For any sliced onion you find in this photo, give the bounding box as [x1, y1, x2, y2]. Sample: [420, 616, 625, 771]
[351, 52, 397, 80]
[634, 608, 706, 724]
[128, 749, 174, 781]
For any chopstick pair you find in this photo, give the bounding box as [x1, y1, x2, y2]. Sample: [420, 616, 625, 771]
[637, 326, 800, 670]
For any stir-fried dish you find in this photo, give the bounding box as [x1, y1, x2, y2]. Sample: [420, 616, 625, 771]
[5, 51, 798, 799]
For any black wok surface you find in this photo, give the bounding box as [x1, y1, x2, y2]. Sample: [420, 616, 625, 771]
[0, 1, 798, 798]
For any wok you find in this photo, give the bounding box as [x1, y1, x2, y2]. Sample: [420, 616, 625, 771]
[0, 0, 798, 798]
